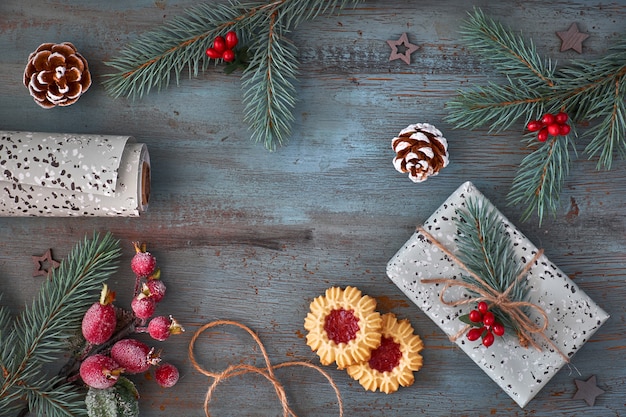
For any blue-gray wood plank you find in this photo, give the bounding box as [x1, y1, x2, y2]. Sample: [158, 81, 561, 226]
[0, 1, 624, 416]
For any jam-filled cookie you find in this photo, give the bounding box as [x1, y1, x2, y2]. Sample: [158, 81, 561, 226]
[304, 286, 382, 369]
[346, 313, 423, 394]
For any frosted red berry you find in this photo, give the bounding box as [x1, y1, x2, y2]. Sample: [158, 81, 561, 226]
[131, 242, 157, 278]
[131, 295, 156, 320]
[155, 363, 179, 388]
[82, 284, 117, 345]
[111, 339, 161, 374]
[80, 354, 124, 389]
[148, 315, 185, 341]
[144, 280, 166, 303]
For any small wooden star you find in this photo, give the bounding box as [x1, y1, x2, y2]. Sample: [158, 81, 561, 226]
[32, 248, 61, 277]
[387, 32, 419, 65]
[573, 375, 605, 406]
[557, 23, 589, 54]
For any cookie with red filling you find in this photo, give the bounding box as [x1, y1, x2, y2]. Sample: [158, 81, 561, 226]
[346, 313, 423, 394]
[304, 286, 382, 369]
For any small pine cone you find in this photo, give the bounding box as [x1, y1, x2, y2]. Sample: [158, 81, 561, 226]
[391, 123, 449, 183]
[23, 42, 92, 108]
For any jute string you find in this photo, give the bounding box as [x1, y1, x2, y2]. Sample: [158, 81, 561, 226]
[416, 227, 569, 362]
[188, 320, 343, 417]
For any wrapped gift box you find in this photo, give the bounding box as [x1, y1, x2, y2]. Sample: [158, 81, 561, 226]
[386, 181, 609, 407]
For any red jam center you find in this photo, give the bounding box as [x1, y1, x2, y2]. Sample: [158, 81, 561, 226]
[368, 336, 402, 373]
[323, 308, 360, 344]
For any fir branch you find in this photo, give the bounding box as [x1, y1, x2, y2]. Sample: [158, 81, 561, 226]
[0, 232, 121, 417]
[507, 134, 575, 224]
[103, 0, 363, 150]
[454, 198, 528, 331]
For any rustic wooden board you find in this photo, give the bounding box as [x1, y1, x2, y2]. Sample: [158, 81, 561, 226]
[0, 1, 624, 416]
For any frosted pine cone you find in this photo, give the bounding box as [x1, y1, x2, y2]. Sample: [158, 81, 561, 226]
[392, 123, 449, 183]
[23, 42, 92, 108]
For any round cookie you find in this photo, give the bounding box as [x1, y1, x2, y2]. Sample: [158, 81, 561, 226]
[304, 286, 382, 369]
[346, 313, 423, 394]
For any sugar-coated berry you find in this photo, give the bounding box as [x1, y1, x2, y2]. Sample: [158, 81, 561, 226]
[477, 301, 488, 314]
[466, 327, 484, 342]
[537, 128, 549, 142]
[555, 111, 569, 124]
[225, 31, 238, 50]
[547, 123, 561, 136]
[482, 331, 495, 347]
[147, 315, 185, 341]
[155, 363, 179, 388]
[541, 113, 555, 125]
[526, 120, 543, 132]
[131, 296, 156, 320]
[82, 284, 117, 345]
[559, 124, 571, 136]
[469, 309, 483, 323]
[213, 36, 226, 53]
[80, 354, 123, 389]
[492, 322, 505, 337]
[131, 242, 157, 278]
[145, 280, 166, 303]
[482, 311, 495, 327]
[111, 339, 160, 374]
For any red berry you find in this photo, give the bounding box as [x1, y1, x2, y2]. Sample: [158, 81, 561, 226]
[537, 127, 549, 142]
[466, 327, 484, 342]
[155, 363, 179, 388]
[492, 322, 505, 337]
[468, 310, 483, 323]
[131, 242, 157, 278]
[482, 331, 495, 347]
[213, 36, 226, 53]
[148, 315, 185, 341]
[205, 47, 222, 59]
[477, 301, 488, 314]
[80, 354, 123, 389]
[482, 311, 495, 327]
[144, 280, 166, 303]
[131, 295, 156, 320]
[547, 123, 561, 136]
[111, 339, 161, 374]
[559, 124, 571, 135]
[225, 31, 238, 50]
[82, 284, 117, 345]
[222, 49, 235, 62]
[555, 111, 568, 124]
[526, 120, 543, 132]
[541, 113, 555, 125]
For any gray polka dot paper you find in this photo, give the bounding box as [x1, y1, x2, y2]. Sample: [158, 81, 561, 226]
[386, 181, 609, 408]
[0, 131, 150, 216]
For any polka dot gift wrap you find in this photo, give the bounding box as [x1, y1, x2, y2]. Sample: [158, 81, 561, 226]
[386, 181, 609, 408]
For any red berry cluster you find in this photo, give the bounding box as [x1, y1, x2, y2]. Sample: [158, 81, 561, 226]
[527, 111, 571, 142]
[79, 242, 184, 391]
[205, 31, 238, 62]
[465, 301, 505, 348]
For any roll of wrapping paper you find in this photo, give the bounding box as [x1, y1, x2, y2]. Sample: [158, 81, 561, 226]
[0, 131, 150, 216]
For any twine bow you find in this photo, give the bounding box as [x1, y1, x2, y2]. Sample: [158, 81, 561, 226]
[188, 320, 343, 417]
[417, 227, 569, 362]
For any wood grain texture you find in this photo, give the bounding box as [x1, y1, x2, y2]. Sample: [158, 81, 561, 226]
[0, 1, 625, 416]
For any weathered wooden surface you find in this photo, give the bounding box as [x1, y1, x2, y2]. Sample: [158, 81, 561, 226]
[1, 1, 625, 416]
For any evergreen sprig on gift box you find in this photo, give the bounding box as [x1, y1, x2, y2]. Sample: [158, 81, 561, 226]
[445, 8, 626, 224]
[0, 232, 120, 417]
[103, 0, 363, 151]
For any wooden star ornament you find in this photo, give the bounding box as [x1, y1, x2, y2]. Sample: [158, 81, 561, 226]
[573, 375, 605, 406]
[32, 248, 61, 277]
[387, 32, 419, 65]
[557, 23, 589, 54]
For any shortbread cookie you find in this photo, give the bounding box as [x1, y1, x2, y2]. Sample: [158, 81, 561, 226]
[346, 313, 423, 394]
[304, 286, 382, 369]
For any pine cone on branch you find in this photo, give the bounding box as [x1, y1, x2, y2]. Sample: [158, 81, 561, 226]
[392, 123, 450, 183]
[23, 42, 92, 108]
